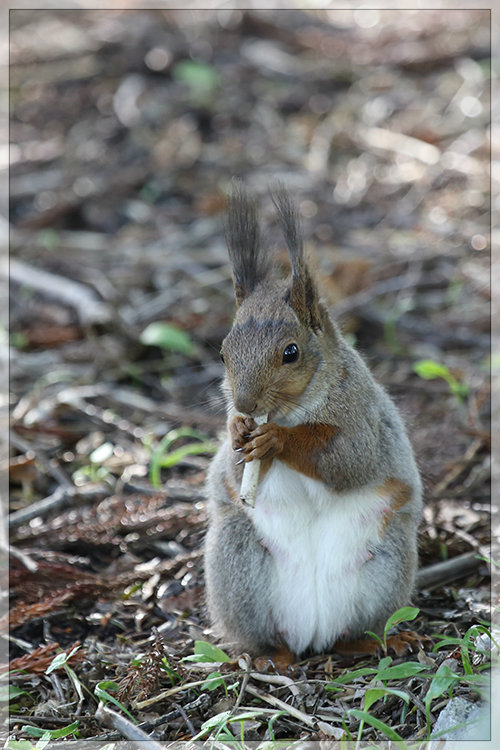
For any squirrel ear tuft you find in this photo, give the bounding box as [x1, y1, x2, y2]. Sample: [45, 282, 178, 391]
[270, 183, 322, 332]
[225, 180, 271, 307]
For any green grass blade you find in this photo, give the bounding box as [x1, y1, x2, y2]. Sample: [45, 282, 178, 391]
[347, 709, 407, 745]
[94, 681, 137, 723]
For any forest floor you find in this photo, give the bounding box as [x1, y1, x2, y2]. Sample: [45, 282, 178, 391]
[7, 6, 494, 747]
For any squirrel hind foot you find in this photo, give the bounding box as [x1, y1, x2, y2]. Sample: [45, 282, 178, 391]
[333, 630, 431, 658]
[253, 644, 298, 675]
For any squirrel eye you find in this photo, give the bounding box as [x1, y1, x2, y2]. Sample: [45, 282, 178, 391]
[282, 343, 299, 364]
[219, 350, 225, 364]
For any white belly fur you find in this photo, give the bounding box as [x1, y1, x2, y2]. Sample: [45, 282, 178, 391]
[251, 460, 388, 654]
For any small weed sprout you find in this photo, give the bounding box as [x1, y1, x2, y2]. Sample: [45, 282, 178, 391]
[413, 359, 468, 402]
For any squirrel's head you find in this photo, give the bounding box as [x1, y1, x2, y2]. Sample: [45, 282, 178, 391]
[220, 181, 336, 420]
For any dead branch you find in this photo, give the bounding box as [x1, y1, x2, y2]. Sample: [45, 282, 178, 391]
[95, 702, 164, 749]
[417, 551, 484, 590]
[7, 258, 112, 325]
[8, 484, 108, 530]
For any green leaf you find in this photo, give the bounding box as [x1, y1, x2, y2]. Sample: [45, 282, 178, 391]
[413, 361, 468, 401]
[413, 359, 452, 380]
[21, 721, 79, 739]
[377, 656, 392, 671]
[172, 60, 220, 92]
[326, 666, 378, 690]
[375, 661, 429, 681]
[194, 708, 264, 741]
[140, 322, 193, 354]
[94, 681, 137, 723]
[201, 671, 225, 691]
[364, 687, 409, 712]
[149, 427, 215, 487]
[183, 640, 231, 663]
[424, 663, 460, 731]
[45, 645, 80, 675]
[7, 741, 34, 750]
[348, 709, 406, 744]
[384, 606, 420, 634]
[161, 657, 180, 685]
[190, 710, 232, 741]
[0, 684, 31, 701]
[365, 630, 384, 649]
[155, 441, 217, 469]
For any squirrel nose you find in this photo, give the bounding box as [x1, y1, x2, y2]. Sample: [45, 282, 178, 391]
[234, 395, 258, 416]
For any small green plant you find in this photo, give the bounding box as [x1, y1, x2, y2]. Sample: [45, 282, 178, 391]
[0, 683, 33, 704]
[94, 680, 137, 723]
[182, 640, 231, 664]
[45, 646, 85, 705]
[413, 359, 468, 401]
[365, 605, 420, 655]
[8, 739, 49, 750]
[191, 708, 266, 744]
[433, 624, 498, 677]
[161, 656, 181, 686]
[72, 442, 114, 484]
[171, 60, 220, 107]
[328, 612, 493, 745]
[18, 722, 80, 741]
[183, 641, 238, 698]
[424, 662, 459, 735]
[140, 321, 193, 355]
[10, 332, 28, 349]
[149, 428, 217, 487]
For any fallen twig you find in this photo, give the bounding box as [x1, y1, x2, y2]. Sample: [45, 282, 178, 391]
[133, 676, 222, 710]
[417, 551, 484, 590]
[90, 694, 211, 741]
[432, 438, 485, 497]
[6, 544, 39, 572]
[244, 683, 317, 729]
[331, 272, 447, 318]
[8, 484, 108, 529]
[10, 432, 73, 489]
[7, 258, 112, 325]
[95, 702, 164, 749]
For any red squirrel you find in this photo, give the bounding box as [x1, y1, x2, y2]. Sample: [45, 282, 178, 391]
[204, 183, 423, 662]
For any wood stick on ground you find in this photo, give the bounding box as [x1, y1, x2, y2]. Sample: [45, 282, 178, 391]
[417, 551, 484, 590]
[9, 484, 107, 529]
[95, 702, 164, 750]
[244, 683, 317, 729]
[5, 543, 39, 572]
[432, 438, 485, 497]
[10, 433, 73, 489]
[250, 670, 301, 697]
[7, 258, 112, 325]
[89, 694, 211, 742]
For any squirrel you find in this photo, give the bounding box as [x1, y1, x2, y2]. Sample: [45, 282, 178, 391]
[204, 182, 423, 662]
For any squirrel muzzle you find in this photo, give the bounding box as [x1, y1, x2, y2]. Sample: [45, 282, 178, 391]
[234, 390, 260, 417]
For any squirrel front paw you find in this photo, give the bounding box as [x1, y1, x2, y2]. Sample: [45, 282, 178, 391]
[241, 422, 285, 462]
[230, 415, 257, 451]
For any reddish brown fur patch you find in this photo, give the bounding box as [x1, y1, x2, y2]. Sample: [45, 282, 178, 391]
[240, 422, 337, 481]
[277, 423, 338, 480]
[334, 630, 429, 657]
[377, 477, 412, 535]
[254, 644, 297, 674]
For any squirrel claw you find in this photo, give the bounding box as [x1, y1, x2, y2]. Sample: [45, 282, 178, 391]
[254, 645, 297, 674]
